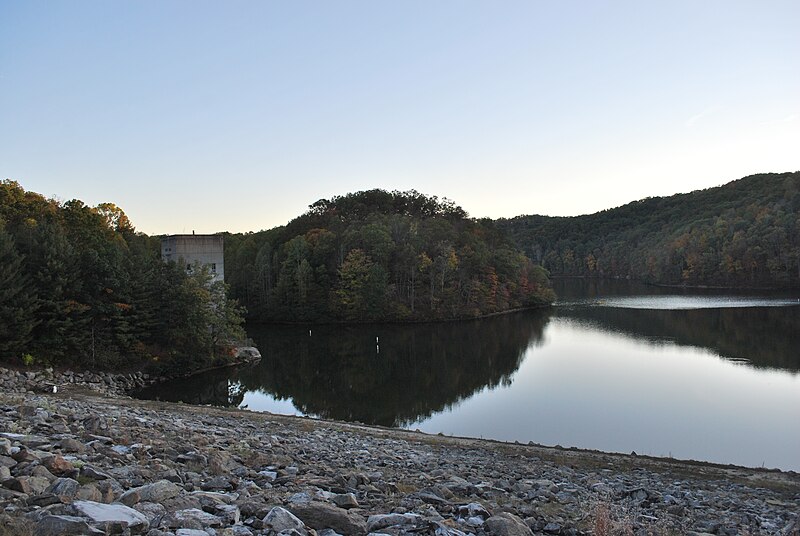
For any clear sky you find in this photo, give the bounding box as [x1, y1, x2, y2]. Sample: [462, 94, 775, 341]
[1, 1, 798, 235]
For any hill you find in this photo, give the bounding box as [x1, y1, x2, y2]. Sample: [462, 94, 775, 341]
[0, 180, 245, 372]
[225, 189, 554, 322]
[498, 172, 800, 288]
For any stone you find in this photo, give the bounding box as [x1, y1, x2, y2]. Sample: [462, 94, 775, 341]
[332, 492, 359, 509]
[166, 508, 224, 529]
[57, 437, 86, 453]
[71, 500, 150, 534]
[41, 453, 75, 476]
[457, 502, 491, 520]
[76, 483, 105, 502]
[290, 500, 367, 535]
[367, 513, 424, 532]
[133, 500, 167, 525]
[263, 506, 308, 534]
[120, 479, 182, 506]
[0, 437, 11, 456]
[176, 530, 210, 536]
[11, 447, 39, 463]
[484, 512, 533, 536]
[81, 464, 113, 480]
[35, 514, 106, 536]
[46, 477, 81, 502]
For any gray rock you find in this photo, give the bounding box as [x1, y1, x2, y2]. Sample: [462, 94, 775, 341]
[166, 507, 224, 529]
[56, 437, 86, 453]
[263, 506, 308, 535]
[367, 513, 424, 532]
[81, 464, 113, 480]
[484, 512, 533, 536]
[332, 492, 359, 509]
[457, 502, 490, 520]
[46, 477, 81, 502]
[71, 500, 150, 534]
[120, 479, 182, 505]
[290, 501, 367, 535]
[35, 514, 106, 535]
[134, 501, 168, 525]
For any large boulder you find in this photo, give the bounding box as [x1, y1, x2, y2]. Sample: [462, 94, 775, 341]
[119, 479, 182, 506]
[289, 501, 367, 535]
[485, 512, 534, 536]
[71, 500, 150, 534]
[263, 506, 308, 534]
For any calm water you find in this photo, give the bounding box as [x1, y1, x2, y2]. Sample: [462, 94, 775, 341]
[137, 280, 800, 471]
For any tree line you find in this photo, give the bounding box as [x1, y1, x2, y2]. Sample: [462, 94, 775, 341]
[224, 189, 555, 322]
[0, 180, 245, 372]
[498, 172, 800, 288]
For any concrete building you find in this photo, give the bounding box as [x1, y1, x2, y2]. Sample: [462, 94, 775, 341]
[161, 233, 224, 282]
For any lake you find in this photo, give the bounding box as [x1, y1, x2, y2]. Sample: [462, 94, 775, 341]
[137, 279, 800, 471]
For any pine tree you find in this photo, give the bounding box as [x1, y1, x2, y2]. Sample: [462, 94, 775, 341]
[0, 226, 38, 361]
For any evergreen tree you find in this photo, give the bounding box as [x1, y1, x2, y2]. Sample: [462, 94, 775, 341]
[0, 225, 38, 360]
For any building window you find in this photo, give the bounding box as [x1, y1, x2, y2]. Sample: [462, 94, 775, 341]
[186, 264, 191, 271]
[211, 263, 217, 273]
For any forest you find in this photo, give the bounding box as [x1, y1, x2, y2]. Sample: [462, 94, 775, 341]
[498, 172, 800, 288]
[224, 189, 555, 322]
[0, 180, 245, 372]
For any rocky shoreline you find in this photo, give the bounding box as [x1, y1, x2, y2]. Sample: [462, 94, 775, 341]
[0, 367, 798, 536]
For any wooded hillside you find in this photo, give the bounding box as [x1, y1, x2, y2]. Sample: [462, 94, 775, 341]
[225, 190, 555, 322]
[0, 181, 245, 371]
[498, 172, 800, 288]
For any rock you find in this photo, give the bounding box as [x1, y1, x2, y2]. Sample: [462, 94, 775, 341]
[11, 447, 39, 463]
[367, 513, 424, 532]
[263, 506, 309, 534]
[543, 521, 562, 533]
[200, 474, 233, 491]
[175, 530, 210, 536]
[81, 464, 113, 480]
[0, 437, 11, 456]
[41, 453, 75, 476]
[71, 500, 150, 534]
[457, 502, 491, 520]
[133, 500, 167, 525]
[290, 501, 367, 535]
[332, 492, 359, 509]
[76, 483, 105, 502]
[484, 512, 533, 536]
[34, 514, 106, 536]
[46, 477, 81, 502]
[120, 479, 182, 505]
[166, 507, 224, 529]
[56, 437, 86, 453]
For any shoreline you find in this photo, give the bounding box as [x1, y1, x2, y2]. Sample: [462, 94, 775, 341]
[245, 304, 554, 327]
[549, 275, 800, 292]
[1, 367, 798, 535]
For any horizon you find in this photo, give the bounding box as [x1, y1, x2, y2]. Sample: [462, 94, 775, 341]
[6, 169, 798, 235]
[2, 1, 798, 234]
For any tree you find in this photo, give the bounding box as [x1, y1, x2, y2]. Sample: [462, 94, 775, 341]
[0, 225, 37, 360]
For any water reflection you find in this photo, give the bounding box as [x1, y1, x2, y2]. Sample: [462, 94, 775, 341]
[135, 281, 800, 469]
[138, 311, 550, 426]
[555, 305, 800, 372]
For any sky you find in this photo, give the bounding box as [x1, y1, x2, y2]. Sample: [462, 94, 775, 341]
[1, 1, 798, 235]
